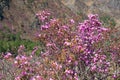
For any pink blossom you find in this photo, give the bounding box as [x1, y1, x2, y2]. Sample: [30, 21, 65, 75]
[46, 43, 53, 47]
[18, 45, 25, 54]
[112, 74, 117, 79]
[70, 19, 75, 24]
[49, 78, 53, 80]
[14, 60, 18, 65]
[65, 69, 73, 74]
[41, 24, 50, 30]
[93, 57, 97, 62]
[88, 14, 98, 20]
[31, 47, 38, 55]
[64, 41, 71, 46]
[62, 25, 69, 31]
[101, 27, 108, 31]
[91, 65, 97, 71]
[31, 75, 43, 80]
[15, 76, 21, 80]
[4, 52, 12, 59]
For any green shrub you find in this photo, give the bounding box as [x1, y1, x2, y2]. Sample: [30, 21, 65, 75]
[0, 40, 42, 55]
[100, 15, 116, 28]
[27, 0, 34, 4]
[0, 31, 42, 56]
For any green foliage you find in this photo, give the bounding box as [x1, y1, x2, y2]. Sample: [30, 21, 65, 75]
[118, 78, 120, 80]
[0, 31, 41, 55]
[27, 0, 34, 4]
[0, 40, 41, 55]
[100, 15, 116, 28]
[76, 11, 87, 22]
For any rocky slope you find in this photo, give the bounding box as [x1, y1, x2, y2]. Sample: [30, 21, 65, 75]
[62, 0, 120, 25]
[0, 0, 120, 39]
[0, 0, 75, 39]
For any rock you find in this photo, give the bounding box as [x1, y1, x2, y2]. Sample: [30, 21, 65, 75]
[61, 0, 120, 26]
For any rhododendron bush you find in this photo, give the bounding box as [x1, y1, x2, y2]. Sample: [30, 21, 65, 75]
[0, 10, 120, 80]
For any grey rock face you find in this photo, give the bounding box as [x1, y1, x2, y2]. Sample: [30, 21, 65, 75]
[61, 0, 120, 25]
[108, 0, 120, 10]
[1, 0, 120, 33]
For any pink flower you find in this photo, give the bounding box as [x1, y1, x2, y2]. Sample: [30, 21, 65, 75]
[62, 25, 69, 30]
[112, 74, 117, 79]
[31, 47, 38, 55]
[31, 75, 43, 80]
[30, 77, 36, 80]
[41, 24, 50, 30]
[88, 14, 98, 20]
[15, 76, 21, 80]
[46, 43, 53, 47]
[65, 69, 73, 74]
[36, 10, 51, 22]
[14, 60, 18, 65]
[64, 41, 71, 46]
[70, 19, 75, 24]
[49, 78, 53, 80]
[18, 45, 25, 53]
[91, 65, 97, 71]
[101, 27, 108, 31]
[4, 52, 12, 59]
[93, 57, 97, 62]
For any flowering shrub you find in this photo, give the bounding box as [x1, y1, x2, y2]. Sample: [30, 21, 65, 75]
[0, 10, 119, 80]
[36, 11, 120, 80]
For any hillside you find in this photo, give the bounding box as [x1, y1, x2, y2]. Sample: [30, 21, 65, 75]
[0, 0, 120, 80]
[0, 0, 120, 40]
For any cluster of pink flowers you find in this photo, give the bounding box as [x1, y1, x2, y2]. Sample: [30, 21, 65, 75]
[77, 14, 108, 45]
[4, 52, 12, 59]
[14, 48, 34, 79]
[76, 14, 110, 76]
[30, 75, 43, 80]
[36, 10, 51, 22]
[35, 10, 112, 79]
[91, 52, 110, 73]
[1, 10, 119, 80]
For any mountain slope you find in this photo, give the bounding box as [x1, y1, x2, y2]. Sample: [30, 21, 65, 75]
[0, 0, 120, 40]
